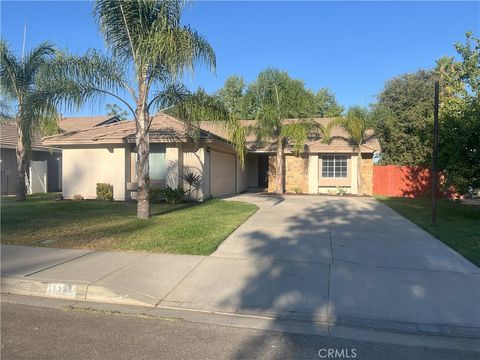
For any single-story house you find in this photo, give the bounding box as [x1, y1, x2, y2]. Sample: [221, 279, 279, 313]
[42, 114, 380, 201]
[0, 115, 120, 195]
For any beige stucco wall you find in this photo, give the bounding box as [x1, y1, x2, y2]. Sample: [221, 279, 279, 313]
[236, 157, 249, 193]
[350, 154, 358, 194]
[62, 145, 126, 200]
[166, 144, 182, 188]
[182, 144, 207, 200]
[308, 154, 319, 194]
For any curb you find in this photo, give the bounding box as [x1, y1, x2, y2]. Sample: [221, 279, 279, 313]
[2, 276, 480, 340]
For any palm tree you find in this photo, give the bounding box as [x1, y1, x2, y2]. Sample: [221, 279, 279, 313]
[49, 0, 215, 219]
[0, 40, 58, 201]
[332, 106, 372, 194]
[242, 68, 322, 194]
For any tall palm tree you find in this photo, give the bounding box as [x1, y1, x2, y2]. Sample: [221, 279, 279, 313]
[0, 40, 58, 201]
[332, 106, 372, 194]
[242, 68, 322, 194]
[49, 0, 215, 219]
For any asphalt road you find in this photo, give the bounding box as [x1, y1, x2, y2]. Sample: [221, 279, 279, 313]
[1, 303, 478, 360]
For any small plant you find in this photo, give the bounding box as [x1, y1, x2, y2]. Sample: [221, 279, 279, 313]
[162, 186, 186, 205]
[72, 194, 83, 201]
[336, 186, 347, 196]
[149, 188, 164, 204]
[182, 171, 203, 200]
[96, 183, 114, 201]
[292, 186, 302, 194]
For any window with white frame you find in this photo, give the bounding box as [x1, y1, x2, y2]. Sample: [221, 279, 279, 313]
[321, 155, 347, 178]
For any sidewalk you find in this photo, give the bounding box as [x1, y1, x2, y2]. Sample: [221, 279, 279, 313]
[2, 244, 480, 341]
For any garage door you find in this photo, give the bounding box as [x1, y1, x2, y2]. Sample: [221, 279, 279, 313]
[210, 151, 236, 197]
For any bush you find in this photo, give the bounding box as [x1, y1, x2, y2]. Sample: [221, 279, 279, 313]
[149, 188, 164, 204]
[72, 194, 84, 201]
[96, 183, 114, 201]
[148, 186, 186, 205]
[162, 186, 186, 205]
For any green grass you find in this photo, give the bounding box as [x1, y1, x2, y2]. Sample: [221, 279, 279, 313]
[376, 196, 480, 267]
[1, 193, 258, 255]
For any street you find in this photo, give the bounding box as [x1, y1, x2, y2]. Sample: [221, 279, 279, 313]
[1, 302, 478, 360]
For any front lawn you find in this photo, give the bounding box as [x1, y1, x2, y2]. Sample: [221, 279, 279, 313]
[376, 196, 480, 267]
[1, 193, 257, 255]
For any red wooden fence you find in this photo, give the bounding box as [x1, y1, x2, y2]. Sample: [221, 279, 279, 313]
[373, 165, 437, 197]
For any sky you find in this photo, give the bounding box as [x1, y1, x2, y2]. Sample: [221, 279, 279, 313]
[1, 1, 479, 117]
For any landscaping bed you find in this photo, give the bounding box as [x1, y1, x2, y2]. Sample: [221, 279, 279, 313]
[1, 193, 258, 255]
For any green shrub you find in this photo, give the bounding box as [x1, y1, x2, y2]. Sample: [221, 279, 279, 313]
[148, 186, 186, 205]
[149, 188, 165, 204]
[96, 183, 113, 201]
[162, 186, 186, 205]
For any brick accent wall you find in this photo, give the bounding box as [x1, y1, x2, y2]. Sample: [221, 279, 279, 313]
[361, 154, 373, 195]
[268, 154, 309, 193]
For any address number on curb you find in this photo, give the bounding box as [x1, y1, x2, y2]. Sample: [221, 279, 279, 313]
[46, 283, 77, 298]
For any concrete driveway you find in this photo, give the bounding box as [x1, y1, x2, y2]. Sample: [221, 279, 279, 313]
[164, 194, 480, 328]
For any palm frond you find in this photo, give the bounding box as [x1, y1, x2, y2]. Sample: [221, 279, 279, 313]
[41, 49, 133, 116]
[281, 121, 315, 155]
[94, 0, 215, 81]
[0, 98, 14, 122]
[0, 39, 22, 99]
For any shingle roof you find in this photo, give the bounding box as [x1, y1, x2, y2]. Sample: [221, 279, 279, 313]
[43, 113, 217, 145]
[59, 115, 119, 132]
[0, 123, 58, 151]
[43, 114, 381, 154]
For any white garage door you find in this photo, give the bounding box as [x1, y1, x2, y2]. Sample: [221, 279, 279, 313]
[210, 151, 236, 197]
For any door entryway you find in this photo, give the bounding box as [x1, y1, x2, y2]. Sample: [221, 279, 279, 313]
[258, 154, 269, 189]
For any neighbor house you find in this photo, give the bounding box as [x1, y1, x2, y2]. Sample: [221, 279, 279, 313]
[1, 123, 62, 195]
[42, 114, 380, 201]
[0, 115, 120, 195]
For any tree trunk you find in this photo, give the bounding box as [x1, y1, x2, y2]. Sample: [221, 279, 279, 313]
[357, 149, 363, 195]
[135, 80, 150, 219]
[15, 125, 27, 201]
[275, 137, 285, 194]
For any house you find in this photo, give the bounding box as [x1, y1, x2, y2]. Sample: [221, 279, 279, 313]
[42, 113, 380, 201]
[0, 116, 120, 195]
[1, 123, 62, 195]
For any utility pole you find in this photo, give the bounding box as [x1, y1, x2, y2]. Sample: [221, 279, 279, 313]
[432, 81, 439, 226]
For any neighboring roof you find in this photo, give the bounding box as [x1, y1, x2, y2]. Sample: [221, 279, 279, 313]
[43, 113, 221, 146]
[201, 118, 381, 154]
[59, 115, 120, 132]
[0, 123, 60, 152]
[43, 114, 381, 154]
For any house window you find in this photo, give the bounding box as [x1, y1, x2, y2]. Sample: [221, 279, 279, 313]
[149, 145, 166, 180]
[322, 155, 347, 178]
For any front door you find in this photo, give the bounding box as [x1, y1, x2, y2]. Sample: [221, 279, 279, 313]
[258, 155, 269, 188]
